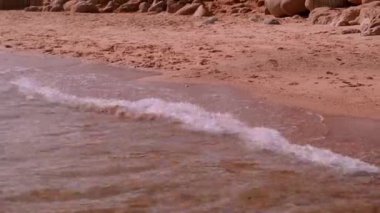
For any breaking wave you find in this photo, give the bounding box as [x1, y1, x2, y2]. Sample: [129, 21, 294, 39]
[11, 77, 379, 174]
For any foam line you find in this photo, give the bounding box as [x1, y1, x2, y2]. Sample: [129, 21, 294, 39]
[11, 78, 379, 174]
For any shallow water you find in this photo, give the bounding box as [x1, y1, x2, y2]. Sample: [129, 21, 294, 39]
[0, 51, 379, 212]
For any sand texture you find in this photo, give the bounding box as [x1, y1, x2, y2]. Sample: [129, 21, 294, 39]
[0, 11, 379, 118]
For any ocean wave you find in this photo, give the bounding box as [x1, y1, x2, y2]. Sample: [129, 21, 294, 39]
[11, 77, 379, 174]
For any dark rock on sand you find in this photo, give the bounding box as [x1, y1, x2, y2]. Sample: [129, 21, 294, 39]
[263, 18, 281, 24]
[265, 0, 307, 17]
[71, 1, 99, 13]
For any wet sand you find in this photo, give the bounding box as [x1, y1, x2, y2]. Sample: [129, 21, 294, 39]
[0, 11, 379, 119]
[0, 51, 379, 212]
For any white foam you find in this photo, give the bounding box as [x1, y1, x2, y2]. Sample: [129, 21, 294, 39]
[11, 78, 379, 174]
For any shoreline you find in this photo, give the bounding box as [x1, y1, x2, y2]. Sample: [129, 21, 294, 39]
[0, 11, 379, 119]
[2, 50, 380, 167]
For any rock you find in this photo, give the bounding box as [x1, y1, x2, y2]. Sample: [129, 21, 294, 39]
[50, 0, 69, 11]
[263, 18, 281, 24]
[309, 1, 380, 27]
[87, 0, 101, 5]
[309, 7, 342, 24]
[24, 6, 43, 11]
[148, 0, 165, 12]
[117, 0, 142, 12]
[265, 0, 307, 17]
[175, 3, 201, 15]
[71, 1, 99, 13]
[264, 7, 270, 14]
[250, 14, 264, 22]
[334, 7, 360, 26]
[43, 0, 51, 6]
[257, 0, 265, 6]
[362, 0, 379, 4]
[305, 0, 348, 11]
[231, 3, 247, 8]
[50, 5, 64, 11]
[341, 28, 361, 34]
[202, 16, 218, 24]
[265, 0, 283, 16]
[138, 2, 150, 12]
[101, 0, 115, 12]
[239, 7, 252, 13]
[347, 0, 361, 5]
[231, 8, 240, 13]
[63, 0, 78, 11]
[282, 0, 307, 16]
[43, 5, 52, 11]
[359, 4, 380, 35]
[193, 4, 209, 16]
[356, 2, 380, 23]
[361, 17, 380, 35]
[167, 0, 187, 13]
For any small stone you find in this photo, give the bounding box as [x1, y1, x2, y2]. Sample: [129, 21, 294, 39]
[202, 16, 218, 25]
[341, 28, 361, 34]
[250, 14, 263, 22]
[288, 82, 299, 86]
[263, 18, 280, 25]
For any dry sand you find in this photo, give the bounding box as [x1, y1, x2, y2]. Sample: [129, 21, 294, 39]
[0, 11, 379, 118]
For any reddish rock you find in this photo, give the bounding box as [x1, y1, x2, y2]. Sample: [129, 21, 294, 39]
[361, 17, 380, 35]
[117, 0, 142, 12]
[167, 0, 187, 13]
[265, 0, 307, 17]
[63, 0, 78, 11]
[138, 2, 150, 12]
[334, 7, 361, 26]
[347, 0, 361, 5]
[305, 0, 348, 11]
[175, 3, 201, 15]
[193, 4, 209, 16]
[50, 0, 69, 11]
[362, 0, 379, 4]
[309, 7, 342, 24]
[148, 0, 166, 12]
[71, 1, 99, 13]
[239, 7, 252, 13]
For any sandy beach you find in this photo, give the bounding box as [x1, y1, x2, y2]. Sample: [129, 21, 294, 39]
[0, 11, 379, 118]
[1, 51, 379, 212]
[1, 5, 380, 212]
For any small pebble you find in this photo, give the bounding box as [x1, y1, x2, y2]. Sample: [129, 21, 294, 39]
[263, 18, 280, 25]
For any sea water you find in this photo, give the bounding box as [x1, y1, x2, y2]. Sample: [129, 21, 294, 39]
[0, 52, 379, 212]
